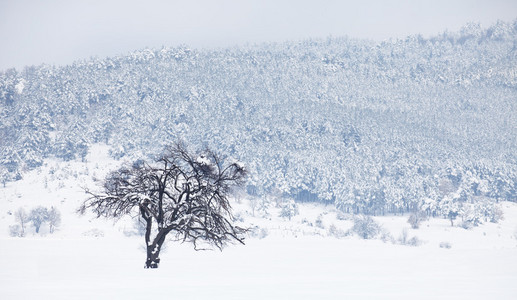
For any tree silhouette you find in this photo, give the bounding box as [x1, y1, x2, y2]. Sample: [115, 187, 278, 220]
[79, 143, 247, 268]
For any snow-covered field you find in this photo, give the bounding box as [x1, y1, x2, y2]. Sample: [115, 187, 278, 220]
[2, 233, 517, 299]
[1, 145, 517, 299]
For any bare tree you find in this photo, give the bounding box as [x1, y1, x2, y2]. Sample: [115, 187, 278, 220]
[48, 206, 61, 233]
[14, 208, 29, 237]
[79, 143, 247, 268]
[29, 206, 49, 234]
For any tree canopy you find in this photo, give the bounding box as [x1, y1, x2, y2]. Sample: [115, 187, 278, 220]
[79, 143, 247, 268]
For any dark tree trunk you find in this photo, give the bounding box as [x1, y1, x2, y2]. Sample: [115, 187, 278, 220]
[144, 229, 168, 269]
[145, 244, 161, 268]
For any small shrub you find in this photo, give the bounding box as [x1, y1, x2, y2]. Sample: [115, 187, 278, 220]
[379, 230, 394, 243]
[459, 220, 473, 230]
[406, 236, 422, 246]
[250, 227, 268, 239]
[315, 216, 324, 229]
[301, 218, 313, 226]
[352, 215, 380, 239]
[407, 211, 427, 229]
[488, 204, 504, 223]
[398, 228, 422, 246]
[279, 200, 299, 220]
[9, 225, 23, 237]
[328, 224, 348, 238]
[439, 241, 452, 249]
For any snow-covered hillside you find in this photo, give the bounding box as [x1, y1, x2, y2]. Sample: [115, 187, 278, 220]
[1, 145, 516, 299]
[2, 21, 517, 217]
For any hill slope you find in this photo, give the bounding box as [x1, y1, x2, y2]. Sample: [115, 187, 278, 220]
[1, 21, 516, 217]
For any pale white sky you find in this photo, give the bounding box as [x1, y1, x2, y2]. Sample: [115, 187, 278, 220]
[1, 0, 516, 71]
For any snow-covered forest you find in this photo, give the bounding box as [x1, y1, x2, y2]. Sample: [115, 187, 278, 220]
[2, 21, 516, 221]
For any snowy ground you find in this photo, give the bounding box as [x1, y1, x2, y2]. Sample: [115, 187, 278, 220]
[1, 144, 517, 299]
[2, 235, 517, 299]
